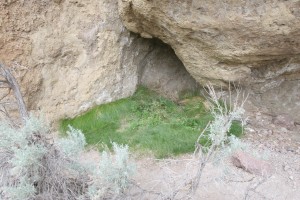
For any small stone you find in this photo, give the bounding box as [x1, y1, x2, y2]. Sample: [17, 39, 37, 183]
[245, 127, 253, 131]
[276, 148, 281, 153]
[289, 176, 294, 180]
[232, 151, 273, 177]
[285, 146, 296, 152]
[278, 137, 284, 141]
[283, 165, 290, 171]
[280, 127, 288, 133]
[270, 124, 276, 129]
[256, 112, 262, 116]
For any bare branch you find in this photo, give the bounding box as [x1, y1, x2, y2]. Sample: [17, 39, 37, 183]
[0, 63, 29, 124]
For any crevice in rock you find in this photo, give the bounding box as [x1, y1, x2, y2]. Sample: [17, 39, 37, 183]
[137, 37, 199, 100]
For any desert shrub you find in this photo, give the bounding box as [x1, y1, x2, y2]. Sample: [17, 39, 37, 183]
[0, 116, 134, 200]
[88, 142, 135, 199]
[190, 85, 247, 191]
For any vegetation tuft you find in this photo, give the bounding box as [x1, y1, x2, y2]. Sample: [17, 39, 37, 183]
[60, 86, 243, 158]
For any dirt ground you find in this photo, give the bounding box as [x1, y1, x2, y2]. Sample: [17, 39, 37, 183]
[133, 140, 299, 200]
[82, 111, 300, 200]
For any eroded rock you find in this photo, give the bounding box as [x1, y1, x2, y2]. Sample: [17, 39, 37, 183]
[1, 0, 300, 123]
[1, 0, 142, 120]
[118, 0, 300, 122]
[0, 0, 199, 121]
[119, 0, 300, 85]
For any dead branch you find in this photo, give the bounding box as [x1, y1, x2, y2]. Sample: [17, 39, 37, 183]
[0, 62, 29, 124]
[244, 177, 268, 200]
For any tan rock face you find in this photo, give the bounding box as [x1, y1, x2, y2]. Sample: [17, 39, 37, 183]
[2, 0, 300, 122]
[0, 0, 197, 121]
[0, 0, 147, 120]
[118, 0, 300, 122]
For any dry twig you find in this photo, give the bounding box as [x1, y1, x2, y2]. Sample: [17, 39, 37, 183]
[0, 63, 29, 124]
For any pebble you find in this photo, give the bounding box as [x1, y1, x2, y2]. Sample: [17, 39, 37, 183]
[277, 137, 281, 141]
[245, 127, 255, 133]
[285, 146, 296, 152]
[280, 127, 288, 133]
[283, 165, 290, 171]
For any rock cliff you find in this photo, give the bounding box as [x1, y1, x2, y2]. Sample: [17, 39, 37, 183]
[118, 0, 300, 122]
[0, 0, 197, 121]
[1, 0, 142, 120]
[1, 0, 300, 123]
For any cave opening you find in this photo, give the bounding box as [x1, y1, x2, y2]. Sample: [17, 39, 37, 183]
[137, 37, 199, 100]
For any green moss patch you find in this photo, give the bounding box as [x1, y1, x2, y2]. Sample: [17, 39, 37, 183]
[60, 86, 242, 158]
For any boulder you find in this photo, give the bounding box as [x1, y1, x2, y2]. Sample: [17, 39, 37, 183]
[232, 151, 273, 177]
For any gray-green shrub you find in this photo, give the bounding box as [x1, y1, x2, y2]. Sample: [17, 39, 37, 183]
[0, 116, 134, 200]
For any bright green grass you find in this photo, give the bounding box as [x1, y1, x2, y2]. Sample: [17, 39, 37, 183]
[60, 86, 243, 158]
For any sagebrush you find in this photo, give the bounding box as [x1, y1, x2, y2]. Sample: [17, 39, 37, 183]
[0, 116, 134, 200]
